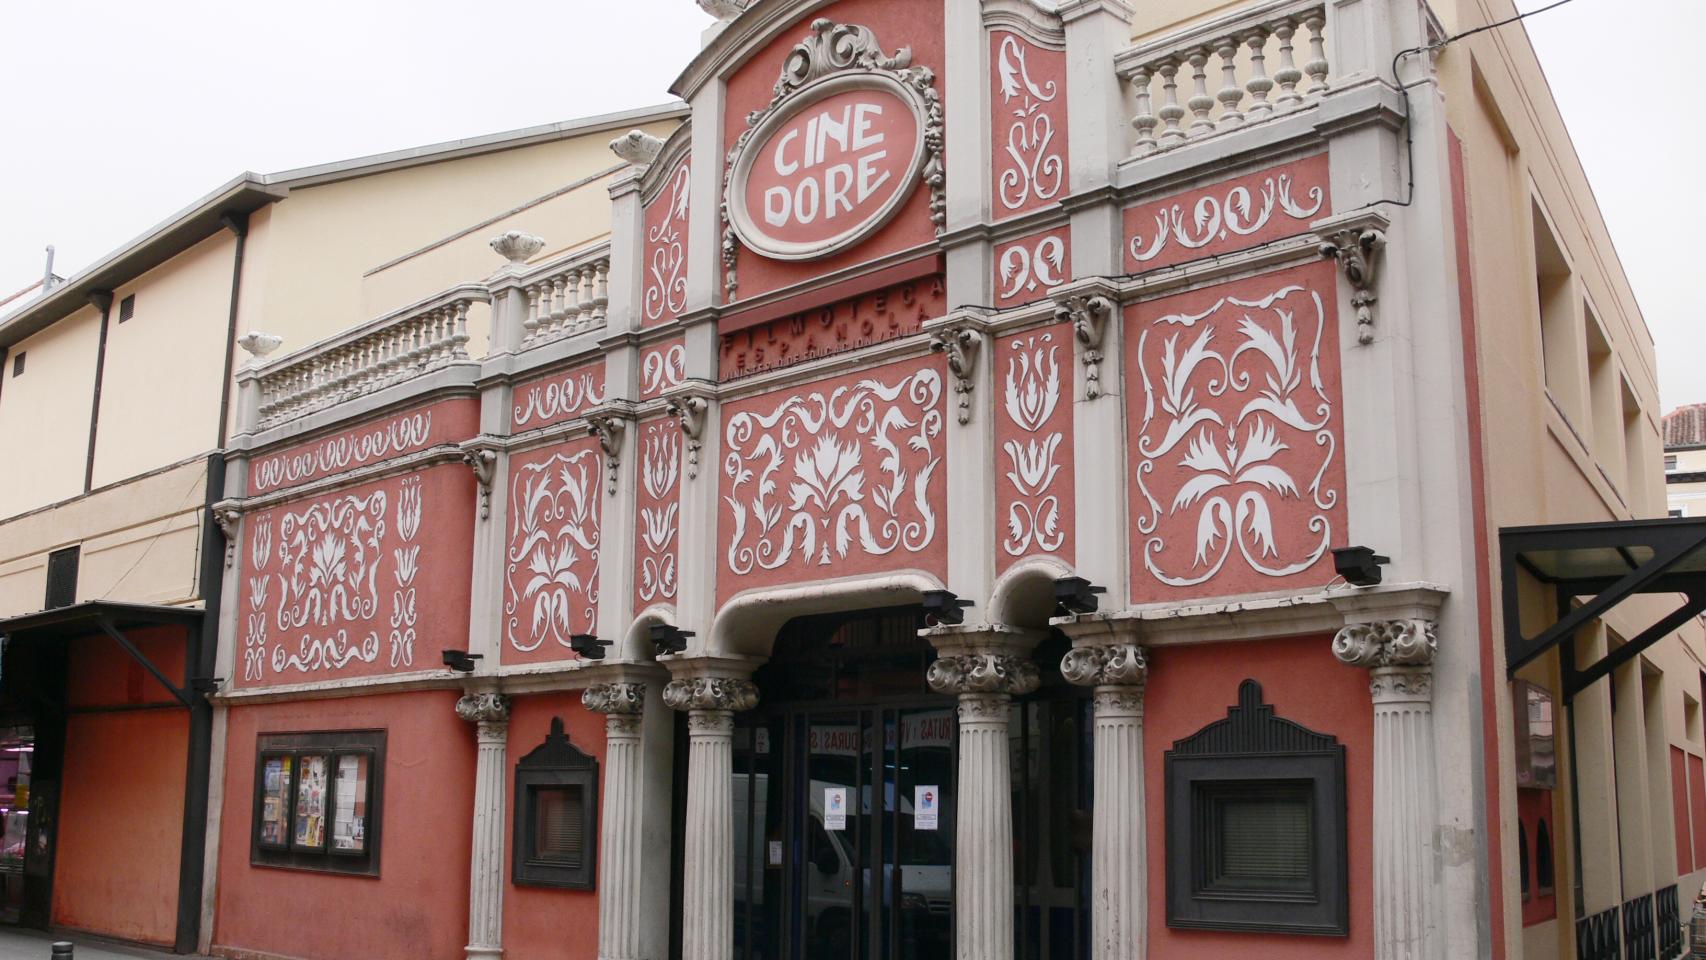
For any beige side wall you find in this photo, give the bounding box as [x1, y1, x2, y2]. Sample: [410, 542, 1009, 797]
[91, 231, 236, 489]
[0, 456, 209, 618]
[246, 121, 678, 364]
[0, 305, 100, 518]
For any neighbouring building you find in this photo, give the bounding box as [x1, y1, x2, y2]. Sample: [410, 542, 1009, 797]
[0, 1, 1701, 959]
[1663, 404, 1706, 519]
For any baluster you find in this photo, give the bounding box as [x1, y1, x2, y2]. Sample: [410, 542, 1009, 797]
[1156, 60, 1186, 147]
[428, 309, 449, 367]
[560, 268, 582, 335]
[549, 276, 567, 334]
[578, 266, 596, 328]
[1244, 28, 1274, 118]
[1303, 13, 1329, 96]
[592, 261, 608, 323]
[1130, 67, 1159, 155]
[1186, 48, 1215, 136]
[451, 300, 471, 359]
[523, 284, 542, 343]
[1272, 20, 1303, 107]
[1215, 39, 1244, 127]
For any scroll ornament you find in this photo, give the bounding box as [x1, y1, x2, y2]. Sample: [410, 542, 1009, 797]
[662, 676, 760, 713]
[583, 682, 647, 715]
[456, 692, 511, 725]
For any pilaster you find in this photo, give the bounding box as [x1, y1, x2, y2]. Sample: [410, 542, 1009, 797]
[1054, 279, 1128, 608]
[1332, 617, 1442, 960]
[1059, 629, 1148, 960]
[583, 680, 649, 960]
[456, 691, 512, 960]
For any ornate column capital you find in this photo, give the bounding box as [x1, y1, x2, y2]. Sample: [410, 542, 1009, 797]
[582, 681, 647, 715]
[1060, 642, 1147, 688]
[456, 692, 511, 725]
[662, 676, 759, 714]
[926, 653, 1040, 699]
[1331, 618, 1437, 668]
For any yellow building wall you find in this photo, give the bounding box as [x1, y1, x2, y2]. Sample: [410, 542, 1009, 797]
[0, 305, 100, 517]
[91, 231, 236, 489]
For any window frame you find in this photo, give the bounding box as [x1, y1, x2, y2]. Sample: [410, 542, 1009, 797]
[512, 717, 598, 890]
[1164, 679, 1348, 936]
[250, 730, 385, 876]
[117, 294, 135, 323]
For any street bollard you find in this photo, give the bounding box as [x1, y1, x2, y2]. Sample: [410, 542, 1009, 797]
[49, 943, 73, 959]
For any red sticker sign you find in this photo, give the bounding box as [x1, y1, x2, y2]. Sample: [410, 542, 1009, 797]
[728, 75, 926, 261]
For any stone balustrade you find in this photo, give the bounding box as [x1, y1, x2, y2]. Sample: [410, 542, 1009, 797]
[1115, 0, 1330, 157]
[518, 245, 610, 348]
[253, 283, 488, 431]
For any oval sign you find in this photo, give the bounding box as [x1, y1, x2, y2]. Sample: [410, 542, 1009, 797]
[728, 73, 926, 261]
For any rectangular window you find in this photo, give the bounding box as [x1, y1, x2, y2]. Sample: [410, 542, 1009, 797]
[1668, 454, 1681, 472]
[252, 731, 384, 875]
[10, 352, 22, 378]
[117, 294, 135, 323]
[44, 546, 79, 609]
[513, 717, 597, 889]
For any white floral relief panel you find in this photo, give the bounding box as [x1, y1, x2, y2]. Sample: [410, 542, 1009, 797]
[512, 362, 607, 431]
[237, 470, 465, 688]
[639, 338, 687, 401]
[719, 356, 948, 602]
[995, 324, 1074, 571]
[642, 155, 690, 328]
[990, 30, 1068, 220]
[1125, 261, 1346, 601]
[504, 438, 603, 663]
[633, 419, 681, 613]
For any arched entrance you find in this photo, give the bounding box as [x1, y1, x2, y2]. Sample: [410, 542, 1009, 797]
[700, 606, 1091, 960]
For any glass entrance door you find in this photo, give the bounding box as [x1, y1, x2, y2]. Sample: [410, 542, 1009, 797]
[733, 703, 956, 960]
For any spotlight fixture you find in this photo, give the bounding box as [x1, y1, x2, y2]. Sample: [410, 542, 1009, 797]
[442, 649, 484, 673]
[921, 590, 974, 627]
[649, 624, 695, 658]
[1332, 546, 1390, 588]
[570, 634, 611, 660]
[1053, 576, 1107, 616]
[190, 677, 225, 695]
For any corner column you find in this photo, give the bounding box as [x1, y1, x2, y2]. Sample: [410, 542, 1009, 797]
[927, 642, 1040, 960]
[1332, 618, 1441, 960]
[663, 674, 759, 960]
[1060, 636, 1148, 960]
[582, 682, 647, 960]
[456, 691, 511, 960]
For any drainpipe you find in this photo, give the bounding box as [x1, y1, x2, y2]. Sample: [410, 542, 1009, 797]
[215, 212, 249, 448]
[83, 290, 113, 494]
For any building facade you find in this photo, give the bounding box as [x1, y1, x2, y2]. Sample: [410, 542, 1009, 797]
[2, 1, 1701, 959]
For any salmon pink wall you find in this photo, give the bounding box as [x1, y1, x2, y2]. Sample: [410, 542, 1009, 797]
[993, 229, 1069, 309]
[1125, 261, 1346, 603]
[1515, 788, 1556, 927]
[642, 156, 692, 328]
[718, 353, 947, 602]
[512, 362, 607, 432]
[1143, 635, 1371, 957]
[1690, 753, 1706, 868]
[1123, 154, 1328, 273]
[638, 338, 686, 400]
[994, 323, 1074, 571]
[504, 436, 605, 665]
[213, 691, 474, 960]
[53, 709, 187, 945]
[237, 464, 475, 688]
[721, 0, 945, 305]
[248, 398, 478, 495]
[502, 694, 607, 959]
[989, 28, 1067, 220]
[634, 418, 682, 614]
[1673, 746, 1693, 875]
[66, 628, 184, 708]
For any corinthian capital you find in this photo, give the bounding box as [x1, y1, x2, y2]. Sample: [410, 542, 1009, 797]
[662, 677, 759, 713]
[926, 653, 1040, 698]
[1331, 619, 1437, 669]
[1060, 642, 1147, 689]
[455, 692, 511, 724]
[582, 682, 647, 715]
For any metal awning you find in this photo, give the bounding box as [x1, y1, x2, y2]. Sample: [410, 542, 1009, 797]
[1501, 517, 1706, 700]
[0, 601, 204, 707]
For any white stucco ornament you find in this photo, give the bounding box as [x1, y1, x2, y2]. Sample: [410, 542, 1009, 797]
[236, 331, 283, 364]
[722, 19, 944, 265]
[489, 230, 544, 266]
[610, 129, 665, 168]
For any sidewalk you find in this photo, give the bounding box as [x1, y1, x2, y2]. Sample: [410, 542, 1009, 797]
[0, 928, 192, 960]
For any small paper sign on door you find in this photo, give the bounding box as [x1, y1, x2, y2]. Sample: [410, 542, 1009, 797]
[914, 785, 939, 830]
[824, 787, 848, 830]
[768, 840, 783, 866]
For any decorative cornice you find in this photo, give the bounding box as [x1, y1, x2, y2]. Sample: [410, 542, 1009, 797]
[927, 653, 1040, 698]
[1053, 290, 1116, 400]
[1314, 209, 1390, 346]
[1331, 619, 1437, 669]
[585, 408, 632, 496]
[456, 692, 511, 725]
[213, 505, 242, 568]
[1060, 642, 1147, 689]
[582, 681, 647, 715]
[665, 394, 708, 479]
[663, 676, 759, 713]
[461, 446, 497, 520]
[928, 324, 984, 425]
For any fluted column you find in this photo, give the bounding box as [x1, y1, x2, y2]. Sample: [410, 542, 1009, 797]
[583, 682, 648, 960]
[927, 652, 1039, 960]
[456, 692, 511, 960]
[1060, 641, 1149, 960]
[663, 676, 759, 960]
[1332, 619, 1441, 960]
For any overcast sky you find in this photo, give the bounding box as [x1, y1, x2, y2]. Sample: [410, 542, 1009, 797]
[1, 1, 1698, 408]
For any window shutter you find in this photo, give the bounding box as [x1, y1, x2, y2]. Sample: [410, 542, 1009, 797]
[535, 786, 585, 866]
[1219, 796, 1310, 880]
